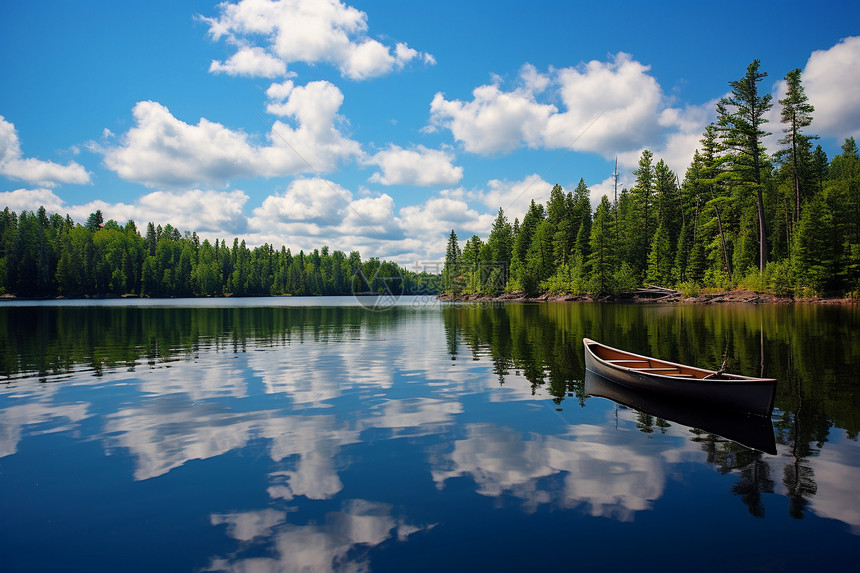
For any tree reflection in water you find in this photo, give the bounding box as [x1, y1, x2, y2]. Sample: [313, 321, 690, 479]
[441, 301, 860, 519]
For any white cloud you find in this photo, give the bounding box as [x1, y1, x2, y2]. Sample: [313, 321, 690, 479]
[429, 80, 556, 154]
[101, 101, 262, 187]
[252, 177, 351, 226]
[545, 54, 663, 152]
[202, 0, 433, 81]
[474, 173, 553, 218]
[0, 188, 68, 214]
[429, 55, 713, 176]
[266, 79, 295, 102]
[101, 87, 361, 188]
[397, 190, 494, 259]
[247, 178, 408, 257]
[0, 116, 90, 187]
[209, 45, 287, 77]
[339, 193, 396, 232]
[4, 177, 539, 265]
[802, 36, 860, 140]
[367, 145, 463, 186]
[1, 187, 250, 237]
[616, 100, 716, 177]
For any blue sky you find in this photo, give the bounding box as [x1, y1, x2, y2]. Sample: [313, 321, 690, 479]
[2, 0, 859, 265]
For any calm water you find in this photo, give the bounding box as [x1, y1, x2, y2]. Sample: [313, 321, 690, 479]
[1, 297, 859, 572]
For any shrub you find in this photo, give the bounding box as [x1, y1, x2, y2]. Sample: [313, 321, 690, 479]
[763, 259, 795, 297]
[614, 261, 640, 293]
[703, 268, 734, 291]
[676, 280, 700, 298]
[738, 268, 764, 292]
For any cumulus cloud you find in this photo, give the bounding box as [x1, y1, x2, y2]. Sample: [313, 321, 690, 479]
[429, 77, 556, 154]
[0, 116, 90, 187]
[367, 145, 463, 186]
[429, 56, 714, 175]
[0, 188, 68, 214]
[252, 177, 352, 226]
[3, 178, 530, 265]
[544, 54, 663, 152]
[203, 0, 433, 81]
[398, 189, 494, 258]
[209, 45, 287, 77]
[247, 179, 495, 262]
[802, 36, 860, 140]
[1, 187, 249, 237]
[473, 173, 553, 218]
[100, 85, 361, 188]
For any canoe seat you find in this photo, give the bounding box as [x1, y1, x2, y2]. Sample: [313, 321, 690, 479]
[633, 367, 679, 372]
[607, 359, 649, 364]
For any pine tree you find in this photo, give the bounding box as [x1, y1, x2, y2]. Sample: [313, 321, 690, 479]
[633, 149, 655, 272]
[778, 68, 816, 223]
[486, 208, 513, 292]
[85, 210, 104, 231]
[645, 223, 672, 286]
[443, 230, 461, 294]
[716, 60, 773, 274]
[588, 196, 616, 295]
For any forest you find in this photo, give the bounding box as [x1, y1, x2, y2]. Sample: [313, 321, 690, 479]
[0, 209, 435, 299]
[442, 62, 860, 299]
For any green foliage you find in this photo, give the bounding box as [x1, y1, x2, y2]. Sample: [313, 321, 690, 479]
[716, 60, 773, 273]
[676, 280, 700, 298]
[0, 208, 431, 299]
[645, 223, 672, 286]
[442, 229, 462, 294]
[613, 261, 640, 292]
[587, 196, 616, 295]
[703, 268, 733, 291]
[764, 259, 795, 297]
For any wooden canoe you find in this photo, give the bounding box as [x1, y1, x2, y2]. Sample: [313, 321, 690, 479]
[583, 338, 776, 417]
[584, 370, 777, 453]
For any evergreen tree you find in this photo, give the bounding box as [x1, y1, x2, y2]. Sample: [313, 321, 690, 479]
[508, 201, 545, 291]
[571, 178, 592, 256]
[778, 68, 816, 223]
[587, 196, 616, 295]
[645, 223, 673, 286]
[716, 59, 773, 274]
[443, 230, 461, 294]
[632, 149, 655, 272]
[486, 208, 513, 292]
[85, 210, 104, 231]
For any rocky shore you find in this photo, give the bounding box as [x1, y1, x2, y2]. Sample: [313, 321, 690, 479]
[437, 289, 857, 305]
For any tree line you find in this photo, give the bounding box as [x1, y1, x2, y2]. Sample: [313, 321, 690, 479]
[443, 61, 860, 298]
[0, 209, 436, 298]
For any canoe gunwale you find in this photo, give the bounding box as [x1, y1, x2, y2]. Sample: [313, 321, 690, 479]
[582, 338, 776, 417]
[583, 338, 775, 383]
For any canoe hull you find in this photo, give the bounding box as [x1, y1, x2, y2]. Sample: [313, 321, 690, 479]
[583, 338, 776, 417]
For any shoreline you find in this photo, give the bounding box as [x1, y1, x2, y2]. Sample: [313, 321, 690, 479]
[1, 290, 855, 305]
[436, 289, 857, 305]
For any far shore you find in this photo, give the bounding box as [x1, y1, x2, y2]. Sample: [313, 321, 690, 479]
[1, 290, 856, 305]
[437, 289, 857, 305]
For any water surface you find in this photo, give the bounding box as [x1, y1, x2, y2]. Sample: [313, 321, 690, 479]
[1, 298, 859, 572]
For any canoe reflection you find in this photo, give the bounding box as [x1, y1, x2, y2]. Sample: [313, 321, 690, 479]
[585, 370, 777, 454]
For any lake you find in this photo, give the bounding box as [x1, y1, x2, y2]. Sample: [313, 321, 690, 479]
[1, 296, 859, 572]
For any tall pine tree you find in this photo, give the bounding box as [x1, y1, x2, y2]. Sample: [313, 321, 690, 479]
[716, 60, 773, 274]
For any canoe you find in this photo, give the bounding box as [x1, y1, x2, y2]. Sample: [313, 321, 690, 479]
[584, 370, 776, 453]
[583, 338, 776, 417]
